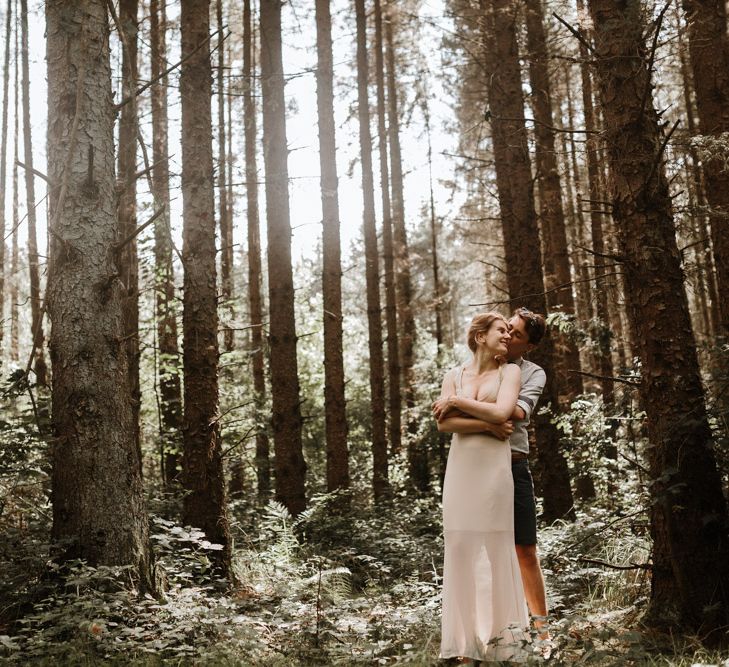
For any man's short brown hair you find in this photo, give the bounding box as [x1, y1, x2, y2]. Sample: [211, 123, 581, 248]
[512, 307, 546, 345]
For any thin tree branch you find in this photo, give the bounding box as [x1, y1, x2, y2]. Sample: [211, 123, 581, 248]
[473, 271, 623, 307]
[639, 0, 672, 120]
[620, 451, 649, 474]
[568, 369, 641, 386]
[489, 113, 599, 134]
[553, 13, 595, 54]
[114, 207, 165, 251]
[578, 557, 651, 571]
[574, 243, 626, 262]
[645, 118, 680, 191]
[114, 24, 225, 110]
[16, 160, 51, 184]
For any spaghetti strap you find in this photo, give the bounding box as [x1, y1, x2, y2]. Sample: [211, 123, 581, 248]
[457, 365, 466, 396]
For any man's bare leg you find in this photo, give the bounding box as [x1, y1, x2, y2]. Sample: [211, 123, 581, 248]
[515, 543, 548, 638]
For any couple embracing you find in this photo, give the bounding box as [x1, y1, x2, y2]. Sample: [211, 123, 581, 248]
[432, 308, 550, 663]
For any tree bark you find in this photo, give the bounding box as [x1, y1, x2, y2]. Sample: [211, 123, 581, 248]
[423, 95, 448, 487]
[558, 64, 593, 334]
[355, 0, 388, 502]
[673, 4, 716, 340]
[0, 0, 11, 356]
[260, 0, 307, 515]
[180, 0, 232, 574]
[150, 0, 183, 486]
[575, 0, 615, 407]
[384, 6, 426, 491]
[116, 0, 141, 465]
[216, 0, 234, 352]
[9, 2, 18, 363]
[481, 0, 575, 522]
[524, 0, 583, 401]
[589, 0, 729, 634]
[46, 0, 156, 591]
[242, 0, 270, 499]
[374, 0, 401, 456]
[315, 0, 350, 494]
[681, 0, 729, 339]
[21, 0, 46, 386]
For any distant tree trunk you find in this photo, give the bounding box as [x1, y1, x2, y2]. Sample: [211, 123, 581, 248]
[524, 0, 583, 401]
[589, 0, 729, 634]
[241, 0, 270, 498]
[216, 0, 234, 352]
[374, 0, 401, 455]
[558, 64, 593, 334]
[117, 0, 141, 463]
[260, 0, 307, 515]
[423, 95, 448, 487]
[575, 0, 615, 407]
[180, 0, 231, 573]
[674, 4, 716, 339]
[681, 0, 729, 339]
[315, 0, 349, 494]
[21, 0, 46, 386]
[226, 39, 235, 283]
[0, 0, 11, 355]
[150, 0, 183, 486]
[384, 7, 426, 491]
[9, 5, 18, 364]
[355, 0, 388, 502]
[481, 0, 575, 522]
[46, 0, 156, 591]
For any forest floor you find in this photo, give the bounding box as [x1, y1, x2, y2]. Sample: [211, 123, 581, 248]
[2, 486, 729, 666]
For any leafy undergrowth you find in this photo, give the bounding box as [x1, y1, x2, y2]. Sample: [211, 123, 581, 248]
[2, 491, 729, 666]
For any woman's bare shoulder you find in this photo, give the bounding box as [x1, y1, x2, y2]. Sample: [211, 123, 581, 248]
[502, 363, 521, 381]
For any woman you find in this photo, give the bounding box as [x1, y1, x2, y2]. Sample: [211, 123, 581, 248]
[432, 312, 528, 662]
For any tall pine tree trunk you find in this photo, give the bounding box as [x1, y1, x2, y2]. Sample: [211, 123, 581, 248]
[150, 0, 183, 486]
[180, 0, 231, 573]
[681, 0, 729, 339]
[423, 95, 448, 486]
[21, 0, 46, 385]
[558, 64, 593, 334]
[384, 7, 426, 491]
[260, 0, 307, 515]
[9, 0, 18, 363]
[46, 0, 156, 591]
[589, 0, 729, 634]
[355, 0, 388, 502]
[315, 0, 349, 494]
[216, 0, 234, 352]
[117, 0, 141, 463]
[242, 0, 270, 498]
[674, 4, 716, 340]
[481, 0, 575, 522]
[374, 0, 401, 456]
[576, 0, 615, 406]
[0, 0, 11, 355]
[524, 0, 583, 400]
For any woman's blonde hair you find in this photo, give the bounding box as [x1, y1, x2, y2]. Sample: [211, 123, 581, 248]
[466, 312, 507, 353]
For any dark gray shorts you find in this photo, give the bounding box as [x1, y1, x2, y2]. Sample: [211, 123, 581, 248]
[512, 459, 537, 545]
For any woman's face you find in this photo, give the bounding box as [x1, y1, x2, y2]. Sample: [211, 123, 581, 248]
[476, 319, 511, 356]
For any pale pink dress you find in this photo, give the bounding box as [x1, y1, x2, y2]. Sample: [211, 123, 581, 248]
[440, 365, 529, 661]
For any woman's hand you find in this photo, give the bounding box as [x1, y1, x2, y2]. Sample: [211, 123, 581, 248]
[432, 395, 457, 421]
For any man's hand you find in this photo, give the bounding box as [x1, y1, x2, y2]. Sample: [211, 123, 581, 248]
[488, 420, 514, 440]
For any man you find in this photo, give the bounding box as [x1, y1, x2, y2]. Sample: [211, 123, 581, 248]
[495, 307, 550, 641]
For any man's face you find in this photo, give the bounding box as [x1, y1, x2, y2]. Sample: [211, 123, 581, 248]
[506, 315, 533, 360]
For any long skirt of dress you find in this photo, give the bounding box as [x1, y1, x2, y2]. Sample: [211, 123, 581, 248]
[440, 431, 529, 661]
